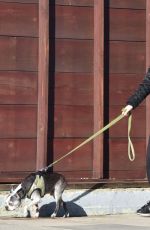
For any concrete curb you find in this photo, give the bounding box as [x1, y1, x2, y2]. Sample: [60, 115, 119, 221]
[1, 188, 150, 217]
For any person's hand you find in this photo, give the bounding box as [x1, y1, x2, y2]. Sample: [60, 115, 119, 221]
[122, 105, 133, 116]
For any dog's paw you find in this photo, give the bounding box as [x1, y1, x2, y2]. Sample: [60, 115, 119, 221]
[23, 206, 30, 218]
[51, 213, 56, 218]
[63, 212, 70, 218]
[28, 205, 39, 218]
[30, 211, 39, 218]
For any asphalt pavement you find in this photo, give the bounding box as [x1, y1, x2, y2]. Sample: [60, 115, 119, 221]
[0, 214, 150, 230]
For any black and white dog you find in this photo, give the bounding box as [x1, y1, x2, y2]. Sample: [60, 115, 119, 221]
[5, 169, 69, 218]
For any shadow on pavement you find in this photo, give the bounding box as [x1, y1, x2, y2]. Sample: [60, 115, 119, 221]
[39, 201, 87, 217]
[39, 184, 103, 217]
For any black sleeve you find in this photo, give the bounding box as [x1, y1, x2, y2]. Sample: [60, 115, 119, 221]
[127, 68, 150, 109]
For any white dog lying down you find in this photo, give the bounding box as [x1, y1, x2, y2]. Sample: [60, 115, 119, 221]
[5, 169, 69, 218]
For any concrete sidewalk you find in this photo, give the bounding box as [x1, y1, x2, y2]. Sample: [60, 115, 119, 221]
[1, 187, 150, 229]
[0, 215, 150, 230]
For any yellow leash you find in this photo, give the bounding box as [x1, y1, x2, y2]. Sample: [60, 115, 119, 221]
[45, 111, 135, 170]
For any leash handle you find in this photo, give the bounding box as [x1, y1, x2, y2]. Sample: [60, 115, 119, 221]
[128, 114, 135, 161]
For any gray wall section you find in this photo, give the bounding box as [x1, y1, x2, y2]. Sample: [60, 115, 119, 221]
[1, 188, 150, 217]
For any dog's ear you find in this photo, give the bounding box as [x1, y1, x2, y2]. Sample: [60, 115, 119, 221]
[10, 186, 15, 193]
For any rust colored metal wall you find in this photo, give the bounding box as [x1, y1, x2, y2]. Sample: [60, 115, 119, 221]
[107, 0, 147, 179]
[47, 0, 104, 180]
[0, 0, 39, 182]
